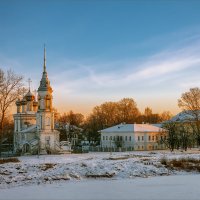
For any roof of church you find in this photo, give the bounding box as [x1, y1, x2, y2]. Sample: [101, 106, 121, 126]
[25, 90, 35, 101]
[21, 125, 37, 133]
[38, 46, 52, 92]
[100, 123, 165, 133]
[38, 71, 52, 91]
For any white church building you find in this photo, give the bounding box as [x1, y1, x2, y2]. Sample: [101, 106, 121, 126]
[100, 123, 166, 151]
[13, 47, 60, 155]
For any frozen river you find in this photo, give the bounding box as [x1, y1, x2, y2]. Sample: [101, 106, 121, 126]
[1, 174, 200, 200]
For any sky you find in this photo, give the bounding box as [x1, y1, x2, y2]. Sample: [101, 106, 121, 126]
[1, 0, 200, 116]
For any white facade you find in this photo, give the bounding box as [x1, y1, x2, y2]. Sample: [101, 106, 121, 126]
[100, 124, 166, 150]
[13, 47, 60, 155]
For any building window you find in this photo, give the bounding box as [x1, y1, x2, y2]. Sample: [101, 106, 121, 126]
[45, 136, 50, 146]
[129, 136, 131, 141]
[120, 136, 123, 141]
[106, 136, 108, 140]
[125, 136, 127, 141]
[138, 136, 140, 141]
[113, 136, 115, 141]
[46, 117, 50, 126]
[103, 136, 105, 140]
[110, 136, 112, 140]
[142, 146, 144, 149]
[149, 136, 151, 141]
[156, 136, 158, 141]
[152, 136, 154, 141]
[138, 146, 140, 150]
[142, 136, 144, 141]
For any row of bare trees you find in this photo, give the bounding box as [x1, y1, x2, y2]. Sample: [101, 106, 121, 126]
[56, 98, 173, 144]
[57, 88, 200, 148]
[160, 122, 195, 152]
[78, 98, 172, 143]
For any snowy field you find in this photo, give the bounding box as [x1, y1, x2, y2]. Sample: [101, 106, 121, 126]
[0, 150, 200, 199]
[1, 174, 200, 200]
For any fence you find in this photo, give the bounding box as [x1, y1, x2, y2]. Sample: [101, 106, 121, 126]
[88, 146, 134, 152]
[0, 144, 15, 158]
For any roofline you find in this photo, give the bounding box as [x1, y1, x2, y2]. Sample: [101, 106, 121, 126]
[100, 131, 164, 133]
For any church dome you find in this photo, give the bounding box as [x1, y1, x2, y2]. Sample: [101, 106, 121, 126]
[25, 91, 35, 101]
[33, 100, 38, 106]
[21, 96, 27, 105]
[15, 98, 21, 106]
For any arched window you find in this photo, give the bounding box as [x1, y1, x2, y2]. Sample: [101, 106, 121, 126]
[46, 117, 50, 126]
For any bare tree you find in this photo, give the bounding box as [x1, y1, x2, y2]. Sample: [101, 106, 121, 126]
[160, 111, 173, 122]
[117, 98, 140, 123]
[161, 122, 179, 152]
[144, 107, 152, 117]
[178, 87, 200, 146]
[0, 69, 24, 134]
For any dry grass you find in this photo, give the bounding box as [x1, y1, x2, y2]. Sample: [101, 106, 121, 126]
[86, 172, 115, 178]
[40, 163, 56, 171]
[108, 156, 129, 160]
[160, 157, 200, 172]
[0, 157, 20, 164]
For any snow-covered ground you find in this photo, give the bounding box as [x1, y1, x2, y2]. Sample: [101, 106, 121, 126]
[0, 150, 200, 190]
[1, 174, 200, 200]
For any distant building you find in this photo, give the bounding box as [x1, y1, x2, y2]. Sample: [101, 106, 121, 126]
[100, 123, 166, 150]
[169, 110, 200, 122]
[13, 47, 60, 155]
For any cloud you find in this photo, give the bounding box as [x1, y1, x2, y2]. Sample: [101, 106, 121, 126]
[127, 56, 200, 82]
[51, 35, 200, 97]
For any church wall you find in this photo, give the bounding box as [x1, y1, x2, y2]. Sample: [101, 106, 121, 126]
[40, 130, 60, 152]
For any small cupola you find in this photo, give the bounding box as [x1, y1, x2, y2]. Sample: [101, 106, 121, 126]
[25, 91, 35, 101]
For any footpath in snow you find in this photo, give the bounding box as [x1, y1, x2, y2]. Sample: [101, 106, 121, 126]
[0, 150, 200, 189]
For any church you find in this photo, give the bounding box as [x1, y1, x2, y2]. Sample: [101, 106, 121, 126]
[13, 48, 60, 155]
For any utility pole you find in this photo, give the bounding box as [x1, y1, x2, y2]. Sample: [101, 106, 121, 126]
[110, 138, 112, 156]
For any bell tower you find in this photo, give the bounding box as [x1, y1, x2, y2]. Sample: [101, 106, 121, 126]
[37, 46, 54, 131]
[36, 46, 59, 154]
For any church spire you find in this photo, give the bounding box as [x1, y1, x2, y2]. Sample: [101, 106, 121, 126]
[43, 44, 46, 73]
[38, 45, 52, 92]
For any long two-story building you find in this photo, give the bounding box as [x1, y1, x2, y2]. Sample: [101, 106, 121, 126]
[100, 123, 166, 150]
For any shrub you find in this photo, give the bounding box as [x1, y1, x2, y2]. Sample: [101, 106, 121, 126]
[160, 157, 200, 172]
[0, 157, 20, 164]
